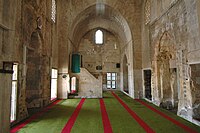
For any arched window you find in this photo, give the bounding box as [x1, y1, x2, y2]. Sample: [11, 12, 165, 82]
[144, 0, 151, 25]
[71, 77, 77, 94]
[51, 0, 56, 23]
[95, 30, 103, 44]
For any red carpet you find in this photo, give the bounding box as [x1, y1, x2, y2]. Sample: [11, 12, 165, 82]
[135, 99, 198, 133]
[111, 91, 155, 133]
[10, 100, 61, 133]
[61, 98, 85, 133]
[100, 99, 113, 133]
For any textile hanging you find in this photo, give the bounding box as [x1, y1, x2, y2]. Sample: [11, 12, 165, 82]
[71, 53, 80, 73]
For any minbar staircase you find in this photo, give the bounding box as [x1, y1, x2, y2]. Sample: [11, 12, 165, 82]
[69, 68, 102, 98]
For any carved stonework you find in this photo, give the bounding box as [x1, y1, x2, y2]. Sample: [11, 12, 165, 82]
[190, 64, 200, 120]
[152, 31, 178, 110]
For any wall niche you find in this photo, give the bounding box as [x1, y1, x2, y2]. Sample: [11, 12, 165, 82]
[190, 64, 200, 120]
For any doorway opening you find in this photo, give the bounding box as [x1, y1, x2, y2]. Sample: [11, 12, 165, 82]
[68, 77, 79, 98]
[107, 73, 117, 89]
[10, 63, 18, 122]
[71, 77, 77, 93]
[144, 70, 152, 100]
[51, 68, 58, 100]
[123, 56, 129, 93]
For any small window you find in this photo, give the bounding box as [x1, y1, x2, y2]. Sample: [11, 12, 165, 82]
[51, 0, 56, 23]
[95, 30, 103, 44]
[107, 73, 117, 89]
[145, 0, 151, 25]
[11, 64, 18, 122]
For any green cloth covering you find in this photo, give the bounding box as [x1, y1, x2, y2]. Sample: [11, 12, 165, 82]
[71, 54, 80, 73]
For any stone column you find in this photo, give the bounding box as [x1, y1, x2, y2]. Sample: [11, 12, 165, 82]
[0, 73, 12, 133]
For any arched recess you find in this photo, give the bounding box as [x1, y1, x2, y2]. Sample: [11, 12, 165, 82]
[69, 4, 132, 51]
[123, 55, 129, 94]
[190, 64, 200, 120]
[26, 29, 44, 111]
[70, 76, 79, 94]
[67, 3, 135, 97]
[153, 31, 178, 109]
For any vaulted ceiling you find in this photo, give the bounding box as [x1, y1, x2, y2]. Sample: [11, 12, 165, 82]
[69, 3, 132, 51]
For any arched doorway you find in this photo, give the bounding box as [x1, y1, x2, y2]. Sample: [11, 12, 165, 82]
[70, 77, 78, 94]
[123, 55, 129, 94]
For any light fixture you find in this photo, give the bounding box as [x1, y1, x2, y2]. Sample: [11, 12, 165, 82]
[0, 62, 14, 74]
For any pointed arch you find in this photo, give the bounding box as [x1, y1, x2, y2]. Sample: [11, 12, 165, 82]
[153, 31, 178, 109]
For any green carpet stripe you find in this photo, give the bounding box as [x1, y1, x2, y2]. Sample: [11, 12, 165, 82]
[135, 99, 198, 133]
[114, 91, 186, 132]
[138, 99, 200, 132]
[100, 98, 113, 133]
[114, 91, 200, 133]
[103, 92, 146, 133]
[12, 91, 200, 133]
[17, 99, 81, 133]
[61, 98, 85, 133]
[71, 99, 104, 133]
[111, 91, 155, 133]
[11, 100, 62, 133]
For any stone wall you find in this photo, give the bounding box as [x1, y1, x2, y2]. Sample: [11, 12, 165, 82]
[150, 0, 185, 107]
[79, 29, 120, 90]
[190, 64, 200, 120]
[68, 0, 143, 97]
[0, 0, 19, 132]
[56, 0, 144, 98]
[147, 0, 200, 125]
[57, 0, 71, 99]
[0, 0, 59, 131]
[21, 0, 55, 116]
[71, 68, 102, 98]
